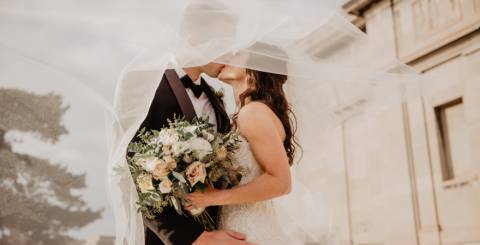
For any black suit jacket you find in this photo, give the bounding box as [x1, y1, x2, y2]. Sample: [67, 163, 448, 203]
[131, 69, 231, 245]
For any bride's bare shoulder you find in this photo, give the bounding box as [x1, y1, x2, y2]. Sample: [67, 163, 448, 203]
[236, 102, 279, 139]
[238, 101, 273, 118]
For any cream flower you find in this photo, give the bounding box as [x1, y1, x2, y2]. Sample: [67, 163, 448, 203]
[158, 179, 173, 194]
[137, 174, 154, 193]
[184, 126, 198, 135]
[164, 155, 177, 170]
[215, 146, 228, 161]
[152, 160, 170, 180]
[188, 137, 212, 160]
[185, 161, 207, 186]
[134, 157, 147, 167]
[143, 157, 161, 172]
[155, 129, 179, 146]
[162, 145, 172, 155]
[171, 141, 189, 157]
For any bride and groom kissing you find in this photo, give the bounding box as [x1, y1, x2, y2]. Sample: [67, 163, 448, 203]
[123, 0, 305, 244]
[132, 46, 298, 245]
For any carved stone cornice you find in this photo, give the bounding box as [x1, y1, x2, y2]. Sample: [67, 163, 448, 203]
[343, 0, 378, 15]
[342, 0, 480, 67]
[393, 0, 480, 64]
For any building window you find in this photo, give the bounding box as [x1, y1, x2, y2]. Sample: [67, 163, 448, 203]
[435, 97, 471, 181]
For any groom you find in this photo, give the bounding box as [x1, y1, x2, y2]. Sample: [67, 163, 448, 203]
[132, 1, 250, 244]
[133, 63, 250, 245]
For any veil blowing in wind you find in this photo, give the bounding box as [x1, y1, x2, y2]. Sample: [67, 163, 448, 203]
[0, 0, 427, 244]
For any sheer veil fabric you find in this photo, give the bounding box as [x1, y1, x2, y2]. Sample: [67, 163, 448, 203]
[0, 0, 427, 244]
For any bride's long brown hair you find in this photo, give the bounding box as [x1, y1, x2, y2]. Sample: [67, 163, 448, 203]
[233, 43, 301, 165]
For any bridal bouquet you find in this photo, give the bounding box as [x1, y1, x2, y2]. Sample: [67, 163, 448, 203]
[127, 117, 242, 230]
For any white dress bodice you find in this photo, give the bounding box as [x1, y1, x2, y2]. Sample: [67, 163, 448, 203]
[218, 136, 292, 245]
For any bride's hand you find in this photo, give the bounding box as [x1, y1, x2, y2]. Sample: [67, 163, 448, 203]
[186, 187, 220, 209]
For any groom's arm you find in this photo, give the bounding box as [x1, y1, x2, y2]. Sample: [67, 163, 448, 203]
[143, 208, 204, 245]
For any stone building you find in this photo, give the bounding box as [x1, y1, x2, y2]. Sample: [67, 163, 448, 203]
[302, 0, 480, 244]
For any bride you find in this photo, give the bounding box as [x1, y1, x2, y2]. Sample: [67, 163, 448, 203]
[186, 47, 300, 245]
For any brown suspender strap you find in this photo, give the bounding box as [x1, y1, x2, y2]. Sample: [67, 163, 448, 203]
[164, 69, 197, 121]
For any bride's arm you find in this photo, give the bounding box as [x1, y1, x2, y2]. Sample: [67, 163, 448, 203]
[187, 102, 291, 207]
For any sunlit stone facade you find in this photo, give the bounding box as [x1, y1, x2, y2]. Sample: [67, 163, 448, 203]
[302, 0, 480, 244]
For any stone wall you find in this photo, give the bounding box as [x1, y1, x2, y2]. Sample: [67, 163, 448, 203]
[315, 1, 480, 244]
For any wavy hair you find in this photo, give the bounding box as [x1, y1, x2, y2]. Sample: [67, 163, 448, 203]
[233, 43, 300, 165]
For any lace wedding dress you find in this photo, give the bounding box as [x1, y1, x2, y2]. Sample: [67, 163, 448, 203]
[218, 136, 294, 245]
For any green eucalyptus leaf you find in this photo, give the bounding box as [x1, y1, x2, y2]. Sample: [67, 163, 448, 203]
[172, 171, 187, 183]
[170, 196, 183, 215]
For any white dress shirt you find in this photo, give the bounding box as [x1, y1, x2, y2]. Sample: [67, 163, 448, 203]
[174, 67, 217, 130]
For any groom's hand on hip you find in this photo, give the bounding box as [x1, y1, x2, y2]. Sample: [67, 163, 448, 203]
[193, 230, 254, 245]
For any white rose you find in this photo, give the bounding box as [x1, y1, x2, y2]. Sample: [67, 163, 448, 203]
[158, 179, 173, 194]
[137, 174, 154, 193]
[143, 157, 161, 172]
[185, 161, 207, 186]
[171, 141, 189, 157]
[184, 126, 198, 135]
[188, 137, 212, 160]
[156, 129, 179, 146]
[152, 160, 170, 180]
[163, 155, 177, 170]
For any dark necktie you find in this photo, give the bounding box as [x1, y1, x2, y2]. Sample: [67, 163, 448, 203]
[181, 75, 204, 98]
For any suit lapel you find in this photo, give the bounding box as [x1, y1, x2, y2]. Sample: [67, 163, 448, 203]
[164, 69, 197, 121]
[200, 78, 231, 133]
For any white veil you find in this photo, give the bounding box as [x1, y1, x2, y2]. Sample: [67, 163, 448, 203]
[0, 0, 426, 244]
